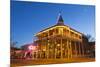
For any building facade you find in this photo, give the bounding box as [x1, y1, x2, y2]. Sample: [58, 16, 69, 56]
[34, 13, 88, 59]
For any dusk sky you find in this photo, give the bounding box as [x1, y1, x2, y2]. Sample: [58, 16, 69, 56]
[11, 1, 95, 47]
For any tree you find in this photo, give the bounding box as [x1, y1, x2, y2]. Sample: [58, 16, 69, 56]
[10, 41, 18, 48]
[86, 34, 95, 42]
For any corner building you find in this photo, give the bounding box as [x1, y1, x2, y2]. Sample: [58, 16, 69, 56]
[34, 13, 88, 59]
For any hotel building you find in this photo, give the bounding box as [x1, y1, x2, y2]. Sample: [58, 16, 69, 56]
[34, 13, 89, 59]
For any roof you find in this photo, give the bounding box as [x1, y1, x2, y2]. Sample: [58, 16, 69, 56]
[21, 42, 38, 48]
[36, 24, 83, 35]
[39, 24, 66, 32]
[35, 12, 83, 35]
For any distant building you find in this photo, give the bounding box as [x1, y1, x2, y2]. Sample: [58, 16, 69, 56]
[34, 12, 89, 59]
[21, 43, 33, 50]
[21, 43, 38, 59]
[10, 45, 22, 59]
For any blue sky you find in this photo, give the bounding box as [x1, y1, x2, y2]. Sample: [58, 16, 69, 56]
[11, 1, 95, 47]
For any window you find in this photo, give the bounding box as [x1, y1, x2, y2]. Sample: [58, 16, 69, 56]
[56, 28, 59, 33]
[49, 30, 53, 36]
[79, 36, 81, 39]
[71, 32, 74, 36]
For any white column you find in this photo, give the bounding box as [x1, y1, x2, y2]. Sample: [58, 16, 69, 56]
[75, 42, 77, 57]
[82, 43, 84, 56]
[67, 40, 70, 59]
[55, 39, 57, 59]
[61, 38, 63, 59]
[78, 42, 81, 57]
[70, 41, 72, 58]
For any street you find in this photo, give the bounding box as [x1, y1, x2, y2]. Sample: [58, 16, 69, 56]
[11, 58, 95, 67]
